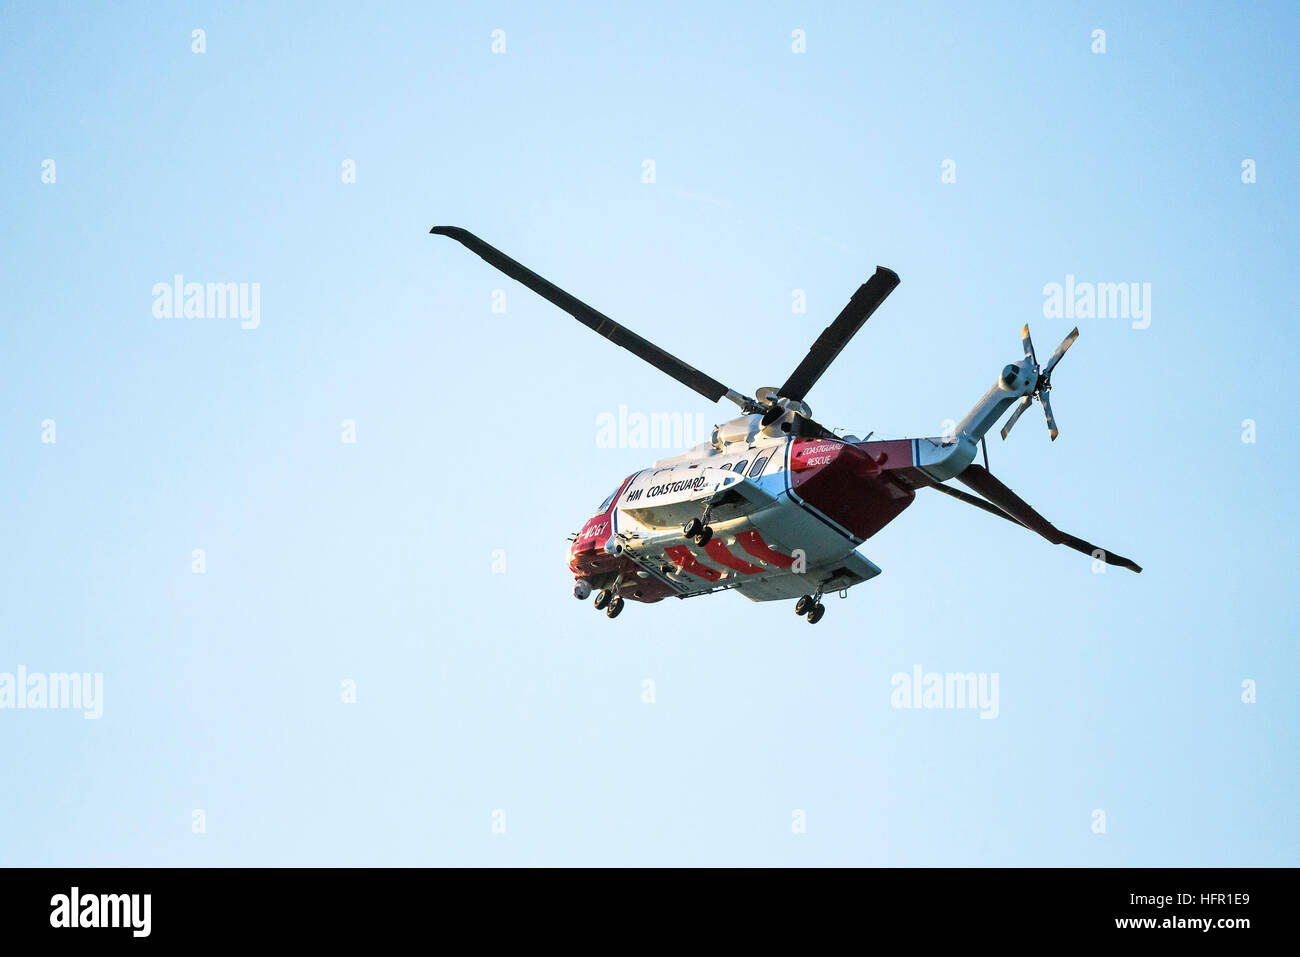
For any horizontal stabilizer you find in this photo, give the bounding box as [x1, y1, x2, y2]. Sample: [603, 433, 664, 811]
[935, 465, 1141, 573]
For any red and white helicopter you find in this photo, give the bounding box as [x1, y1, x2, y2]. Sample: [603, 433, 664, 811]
[431, 226, 1142, 623]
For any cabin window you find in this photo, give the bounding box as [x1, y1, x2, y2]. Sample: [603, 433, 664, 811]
[747, 454, 771, 477]
[733, 460, 748, 474]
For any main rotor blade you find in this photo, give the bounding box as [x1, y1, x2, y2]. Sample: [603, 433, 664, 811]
[430, 226, 751, 409]
[1043, 327, 1079, 376]
[1039, 390, 1060, 441]
[1020, 324, 1037, 364]
[1000, 395, 1033, 440]
[778, 266, 900, 402]
[953, 464, 1142, 572]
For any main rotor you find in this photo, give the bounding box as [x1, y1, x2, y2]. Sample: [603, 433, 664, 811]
[429, 225, 899, 440]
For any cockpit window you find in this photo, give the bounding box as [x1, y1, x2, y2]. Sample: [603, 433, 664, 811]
[747, 454, 771, 477]
[733, 460, 748, 474]
[598, 488, 618, 511]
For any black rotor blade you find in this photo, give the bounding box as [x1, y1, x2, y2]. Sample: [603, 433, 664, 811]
[778, 266, 900, 402]
[952, 464, 1142, 573]
[430, 226, 748, 407]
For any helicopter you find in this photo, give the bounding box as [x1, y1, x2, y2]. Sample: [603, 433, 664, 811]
[430, 226, 1141, 623]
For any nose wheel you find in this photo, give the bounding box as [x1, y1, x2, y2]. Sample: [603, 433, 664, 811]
[593, 589, 626, 619]
[794, 593, 826, 624]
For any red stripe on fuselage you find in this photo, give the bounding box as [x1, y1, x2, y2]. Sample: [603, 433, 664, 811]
[702, 539, 765, 575]
[664, 545, 722, 582]
[734, 530, 795, 568]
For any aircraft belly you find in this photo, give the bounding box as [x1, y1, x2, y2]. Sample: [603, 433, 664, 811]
[732, 499, 881, 601]
[615, 481, 881, 602]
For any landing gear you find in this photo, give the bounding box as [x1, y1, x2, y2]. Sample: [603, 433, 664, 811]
[796, 589, 826, 624]
[684, 505, 715, 547]
[594, 571, 626, 614]
[595, 573, 627, 618]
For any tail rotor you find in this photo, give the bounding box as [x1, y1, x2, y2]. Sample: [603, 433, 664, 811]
[1000, 325, 1078, 442]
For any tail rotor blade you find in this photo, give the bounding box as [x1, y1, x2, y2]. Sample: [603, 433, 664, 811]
[1000, 395, 1033, 440]
[1040, 391, 1059, 440]
[1020, 324, 1037, 365]
[1043, 327, 1079, 376]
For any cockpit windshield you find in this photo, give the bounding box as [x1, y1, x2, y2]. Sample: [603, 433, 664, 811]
[597, 488, 619, 512]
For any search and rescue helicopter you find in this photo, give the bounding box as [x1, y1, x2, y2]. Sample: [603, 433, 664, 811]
[430, 226, 1142, 623]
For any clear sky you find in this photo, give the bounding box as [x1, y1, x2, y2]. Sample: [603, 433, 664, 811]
[1, 1, 1296, 866]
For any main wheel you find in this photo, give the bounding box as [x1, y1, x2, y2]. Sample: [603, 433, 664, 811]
[606, 596, 625, 619]
[794, 595, 813, 616]
[682, 517, 702, 538]
[693, 526, 714, 546]
[593, 589, 612, 611]
[806, 603, 825, 624]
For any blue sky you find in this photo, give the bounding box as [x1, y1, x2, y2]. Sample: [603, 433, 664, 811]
[1, 0, 1296, 865]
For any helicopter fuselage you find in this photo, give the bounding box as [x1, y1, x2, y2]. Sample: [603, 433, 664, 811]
[568, 413, 975, 606]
